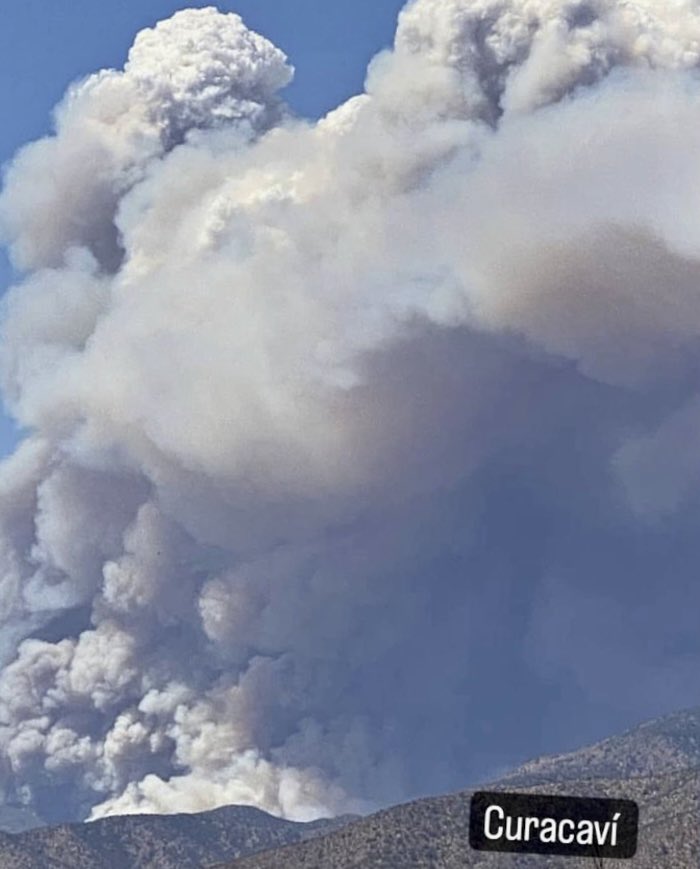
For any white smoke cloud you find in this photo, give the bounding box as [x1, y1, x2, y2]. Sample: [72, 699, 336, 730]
[1, 0, 700, 826]
[0, 7, 291, 274]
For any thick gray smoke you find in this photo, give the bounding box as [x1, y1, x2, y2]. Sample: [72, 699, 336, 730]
[1, 0, 700, 824]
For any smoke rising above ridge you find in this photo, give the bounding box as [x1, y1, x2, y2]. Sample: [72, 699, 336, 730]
[1, 0, 700, 824]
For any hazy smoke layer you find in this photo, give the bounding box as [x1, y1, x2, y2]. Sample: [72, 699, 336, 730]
[1, 1, 700, 823]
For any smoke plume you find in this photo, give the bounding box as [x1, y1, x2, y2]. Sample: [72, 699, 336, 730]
[1, 0, 700, 823]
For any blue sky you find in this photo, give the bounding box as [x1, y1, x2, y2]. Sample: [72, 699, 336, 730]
[0, 0, 407, 458]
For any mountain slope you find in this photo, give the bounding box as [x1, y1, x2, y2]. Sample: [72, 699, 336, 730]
[223, 770, 699, 868]
[1, 707, 699, 868]
[0, 805, 355, 869]
[223, 708, 700, 869]
[500, 707, 700, 787]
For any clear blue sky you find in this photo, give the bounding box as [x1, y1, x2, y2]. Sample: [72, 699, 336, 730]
[0, 0, 407, 457]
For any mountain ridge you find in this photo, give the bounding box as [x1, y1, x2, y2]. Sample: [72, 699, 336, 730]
[222, 706, 700, 869]
[0, 706, 699, 868]
[0, 804, 357, 869]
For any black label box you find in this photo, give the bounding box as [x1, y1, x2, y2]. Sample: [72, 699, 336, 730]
[470, 791, 638, 860]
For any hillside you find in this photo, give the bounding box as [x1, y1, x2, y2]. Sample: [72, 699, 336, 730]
[0, 805, 355, 869]
[500, 707, 700, 786]
[223, 709, 700, 869]
[1, 708, 698, 868]
[222, 770, 699, 869]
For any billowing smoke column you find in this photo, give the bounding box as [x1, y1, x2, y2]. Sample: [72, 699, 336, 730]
[1, 0, 700, 824]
